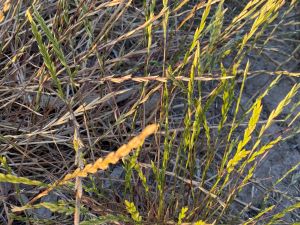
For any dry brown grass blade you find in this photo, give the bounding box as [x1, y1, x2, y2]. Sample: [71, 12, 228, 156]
[176, 0, 221, 29]
[94, 7, 168, 55]
[44, 89, 131, 129]
[101, 75, 234, 83]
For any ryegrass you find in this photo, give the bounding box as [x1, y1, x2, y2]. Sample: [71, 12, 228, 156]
[0, 0, 299, 224]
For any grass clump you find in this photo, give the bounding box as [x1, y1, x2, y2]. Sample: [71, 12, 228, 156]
[0, 0, 299, 224]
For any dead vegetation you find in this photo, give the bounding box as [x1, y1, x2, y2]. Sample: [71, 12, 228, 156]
[0, 0, 299, 224]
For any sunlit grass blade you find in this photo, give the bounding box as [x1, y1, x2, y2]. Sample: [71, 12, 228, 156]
[26, 9, 64, 99]
[0, 173, 46, 186]
[266, 202, 300, 225]
[125, 200, 142, 223]
[32, 6, 74, 86]
[225, 97, 262, 177]
[12, 200, 75, 214]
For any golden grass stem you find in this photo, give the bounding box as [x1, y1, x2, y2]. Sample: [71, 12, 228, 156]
[12, 124, 158, 212]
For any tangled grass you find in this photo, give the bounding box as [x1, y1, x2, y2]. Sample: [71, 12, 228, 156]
[0, 0, 299, 224]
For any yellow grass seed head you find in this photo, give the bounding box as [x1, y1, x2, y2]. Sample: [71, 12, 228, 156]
[65, 124, 158, 181]
[25, 9, 33, 23]
[3, 1, 11, 13]
[15, 124, 158, 210]
[0, 11, 4, 23]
